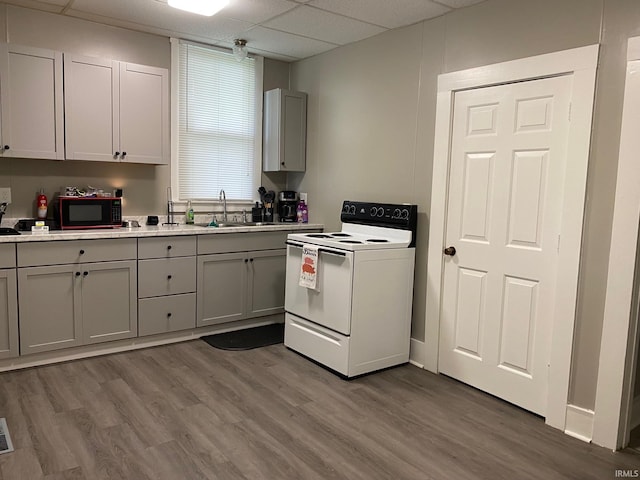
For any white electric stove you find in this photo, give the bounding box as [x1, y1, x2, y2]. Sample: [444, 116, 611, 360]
[284, 200, 418, 377]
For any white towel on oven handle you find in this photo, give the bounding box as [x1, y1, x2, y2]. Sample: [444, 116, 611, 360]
[299, 244, 319, 290]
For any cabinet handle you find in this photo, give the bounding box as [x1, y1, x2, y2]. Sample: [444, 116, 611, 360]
[249, 258, 253, 262]
[244, 258, 248, 263]
[167, 245, 172, 250]
[281, 162, 285, 166]
[83, 271, 88, 276]
[79, 249, 85, 255]
[121, 151, 127, 158]
[75, 272, 81, 277]
[167, 312, 172, 318]
[3, 145, 8, 150]
[114, 151, 120, 157]
[167, 275, 172, 280]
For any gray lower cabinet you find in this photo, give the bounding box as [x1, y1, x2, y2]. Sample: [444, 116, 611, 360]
[18, 260, 137, 354]
[197, 249, 286, 327]
[0, 241, 18, 359]
[17, 238, 138, 355]
[137, 236, 197, 337]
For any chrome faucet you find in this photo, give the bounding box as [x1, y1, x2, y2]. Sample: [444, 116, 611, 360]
[219, 189, 227, 222]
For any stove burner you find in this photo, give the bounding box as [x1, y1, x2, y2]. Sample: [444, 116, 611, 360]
[330, 233, 351, 237]
[306, 234, 331, 238]
[366, 239, 389, 243]
[339, 240, 363, 244]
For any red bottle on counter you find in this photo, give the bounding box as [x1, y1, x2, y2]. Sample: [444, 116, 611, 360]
[37, 189, 47, 219]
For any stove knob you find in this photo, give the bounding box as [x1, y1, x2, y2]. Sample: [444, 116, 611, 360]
[376, 207, 384, 217]
[401, 209, 409, 219]
[343, 204, 350, 213]
[370, 207, 377, 217]
[393, 208, 401, 219]
[350, 205, 356, 215]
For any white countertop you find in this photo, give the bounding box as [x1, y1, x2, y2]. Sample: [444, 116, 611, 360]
[0, 222, 323, 243]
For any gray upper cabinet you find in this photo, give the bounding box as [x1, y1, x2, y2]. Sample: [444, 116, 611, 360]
[0, 43, 64, 160]
[263, 88, 307, 172]
[64, 54, 169, 164]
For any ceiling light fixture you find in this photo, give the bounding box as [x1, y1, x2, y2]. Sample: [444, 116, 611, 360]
[167, 0, 229, 17]
[233, 39, 248, 62]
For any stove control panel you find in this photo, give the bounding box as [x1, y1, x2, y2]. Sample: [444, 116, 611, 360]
[341, 201, 418, 233]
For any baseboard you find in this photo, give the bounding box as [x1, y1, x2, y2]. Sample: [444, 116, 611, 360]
[564, 404, 594, 443]
[409, 338, 425, 368]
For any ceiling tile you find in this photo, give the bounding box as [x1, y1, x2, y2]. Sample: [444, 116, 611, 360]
[219, 0, 297, 24]
[1, 0, 67, 13]
[263, 5, 386, 45]
[243, 26, 337, 59]
[308, 0, 450, 29]
[435, 0, 486, 7]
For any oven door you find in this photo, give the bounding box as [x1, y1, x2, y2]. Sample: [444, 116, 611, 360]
[285, 241, 353, 335]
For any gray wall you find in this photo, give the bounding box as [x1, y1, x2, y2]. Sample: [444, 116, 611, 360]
[289, 0, 640, 410]
[0, 5, 290, 218]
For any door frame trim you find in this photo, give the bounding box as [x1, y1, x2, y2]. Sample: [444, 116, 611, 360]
[592, 36, 640, 450]
[424, 45, 599, 431]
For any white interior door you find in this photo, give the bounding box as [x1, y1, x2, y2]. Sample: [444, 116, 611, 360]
[439, 75, 572, 416]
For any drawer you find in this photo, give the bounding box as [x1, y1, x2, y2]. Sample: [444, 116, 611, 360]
[138, 236, 196, 259]
[138, 256, 196, 298]
[18, 238, 137, 267]
[0, 243, 16, 268]
[138, 293, 196, 336]
[198, 232, 287, 254]
[284, 313, 349, 376]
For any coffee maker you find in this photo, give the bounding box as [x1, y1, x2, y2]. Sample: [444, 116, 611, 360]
[278, 191, 298, 222]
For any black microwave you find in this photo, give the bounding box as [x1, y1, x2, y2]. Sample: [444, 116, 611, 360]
[55, 196, 122, 230]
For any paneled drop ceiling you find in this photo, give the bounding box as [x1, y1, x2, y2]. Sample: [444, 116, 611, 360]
[0, 0, 486, 61]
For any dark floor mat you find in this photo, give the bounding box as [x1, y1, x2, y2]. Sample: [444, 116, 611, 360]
[201, 323, 284, 351]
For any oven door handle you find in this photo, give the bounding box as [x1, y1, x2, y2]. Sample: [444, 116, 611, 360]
[286, 241, 347, 257]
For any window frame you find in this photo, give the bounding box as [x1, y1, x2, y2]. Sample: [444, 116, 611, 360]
[170, 38, 264, 212]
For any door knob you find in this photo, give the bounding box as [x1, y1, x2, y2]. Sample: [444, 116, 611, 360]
[443, 246, 456, 256]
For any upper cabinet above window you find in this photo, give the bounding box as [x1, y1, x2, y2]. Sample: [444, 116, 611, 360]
[64, 54, 169, 165]
[0, 43, 65, 160]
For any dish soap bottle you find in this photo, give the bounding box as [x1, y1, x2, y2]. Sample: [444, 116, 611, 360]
[186, 200, 194, 224]
[297, 195, 308, 224]
[37, 189, 47, 219]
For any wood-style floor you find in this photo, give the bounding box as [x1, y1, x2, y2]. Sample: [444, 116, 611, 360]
[0, 340, 638, 480]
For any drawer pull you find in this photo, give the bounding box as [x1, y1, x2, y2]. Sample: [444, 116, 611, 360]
[167, 245, 172, 250]
[83, 271, 88, 276]
[79, 249, 85, 255]
[167, 312, 172, 317]
[75, 272, 80, 277]
[244, 259, 248, 263]
[167, 275, 172, 280]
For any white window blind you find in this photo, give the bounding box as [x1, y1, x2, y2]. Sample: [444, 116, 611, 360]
[176, 41, 260, 201]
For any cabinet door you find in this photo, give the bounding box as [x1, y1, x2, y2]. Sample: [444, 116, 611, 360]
[81, 260, 137, 344]
[0, 269, 18, 359]
[246, 249, 286, 318]
[119, 62, 168, 164]
[281, 91, 307, 171]
[18, 265, 82, 355]
[64, 54, 119, 161]
[0, 43, 64, 160]
[197, 252, 246, 327]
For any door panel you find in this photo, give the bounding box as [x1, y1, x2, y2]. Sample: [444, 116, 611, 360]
[439, 75, 572, 416]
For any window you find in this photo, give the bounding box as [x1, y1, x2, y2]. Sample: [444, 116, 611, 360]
[171, 39, 263, 203]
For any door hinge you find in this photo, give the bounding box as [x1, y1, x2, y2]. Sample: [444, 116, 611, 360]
[557, 234, 561, 253]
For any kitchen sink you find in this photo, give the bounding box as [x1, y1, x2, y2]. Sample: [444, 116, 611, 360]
[188, 222, 276, 228]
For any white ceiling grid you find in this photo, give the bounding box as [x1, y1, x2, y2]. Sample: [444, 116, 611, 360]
[0, 0, 486, 61]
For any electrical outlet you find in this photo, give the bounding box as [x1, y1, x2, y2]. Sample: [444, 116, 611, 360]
[0, 188, 11, 205]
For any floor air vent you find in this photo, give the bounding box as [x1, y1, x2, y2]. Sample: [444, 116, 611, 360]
[0, 418, 14, 454]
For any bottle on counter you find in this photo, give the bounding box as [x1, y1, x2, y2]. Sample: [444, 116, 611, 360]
[297, 199, 308, 223]
[37, 189, 47, 219]
[186, 200, 194, 224]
